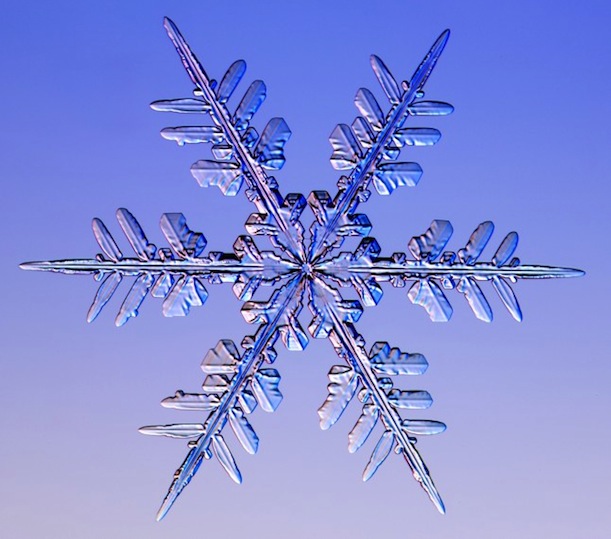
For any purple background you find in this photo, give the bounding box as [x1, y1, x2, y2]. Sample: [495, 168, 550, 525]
[2, 1, 609, 537]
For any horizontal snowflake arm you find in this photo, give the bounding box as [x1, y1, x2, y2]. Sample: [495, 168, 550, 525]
[159, 18, 306, 261]
[317, 220, 584, 321]
[142, 274, 308, 521]
[21, 209, 297, 324]
[309, 30, 452, 261]
[20, 255, 290, 278]
[308, 278, 445, 513]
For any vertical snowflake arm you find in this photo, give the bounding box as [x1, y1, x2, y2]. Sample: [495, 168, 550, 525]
[142, 274, 308, 521]
[158, 18, 306, 262]
[318, 221, 584, 321]
[308, 278, 445, 512]
[308, 30, 452, 261]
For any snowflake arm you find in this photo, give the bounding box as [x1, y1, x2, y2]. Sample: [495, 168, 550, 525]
[308, 30, 452, 261]
[158, 18, 306, 262]
[142, 274, 308, 521]
[308, 278, 445, 512]
[318, 220, 584, 321]
[20, 209, 295, 323]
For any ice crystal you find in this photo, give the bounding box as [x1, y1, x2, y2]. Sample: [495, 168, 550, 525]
[21, 18, 583, 520]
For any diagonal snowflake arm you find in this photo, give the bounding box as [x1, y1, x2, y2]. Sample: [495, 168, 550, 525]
[308, 277, 445, 512]
[141, 274, 308, 521]
[308, 30, 452, 261]
[158, 18, 306, 262]
[318, 220, 584, 321]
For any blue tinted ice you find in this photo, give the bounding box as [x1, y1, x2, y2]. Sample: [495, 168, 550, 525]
[20, 17, 584, 521]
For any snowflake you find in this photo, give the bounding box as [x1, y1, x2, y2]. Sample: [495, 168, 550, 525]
[21, 18, 583, 521]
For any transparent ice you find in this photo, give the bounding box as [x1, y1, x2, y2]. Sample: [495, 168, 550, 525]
[21, 18, 583, 520]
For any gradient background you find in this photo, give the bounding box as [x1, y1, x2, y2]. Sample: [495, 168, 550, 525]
[2, 1, 609, 537]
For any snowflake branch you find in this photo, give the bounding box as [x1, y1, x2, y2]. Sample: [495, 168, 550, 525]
[146, 274, 307, 520]
[21, 209, 296, 324]
[308, 278, 445, 513]
[317, 221, 584, 321]
[162, 18, 306, 262]
[308, 30, 451, 261]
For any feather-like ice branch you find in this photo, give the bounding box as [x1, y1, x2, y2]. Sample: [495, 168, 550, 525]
[317, 220, 584, 321]
[308, 30, 452, 261]
[21, 209, 297, 324]
[148, 275, 307, 521]
[160, 18, 306, 262]
[308, 278, 445, 513]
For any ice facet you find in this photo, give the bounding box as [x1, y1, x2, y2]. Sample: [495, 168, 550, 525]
[162, 276, 208, 317]
[347, 402, 378, 453]
[116, 209, 156, 261]
[354, 88, 384, 131]
[160, 213, 207, 259]
[408, 280, 453, 322]
[351, 116, 375, 148]
[329, 124, 362, 170]
[161, 391, 221, 411]
[233, 80, 266, 130]
[216, 60, 246, 104]
[115, 273, 154, 326]
[212, 434, 242, 483]
[228, 408, 259, 454]
[252, 369, 283, 412]
[407, 101, 454, 116]
[408, 220, 453, 262]
[202, 340, 240, 375]
[492, 232, 519, 266]
[402, 419, 446, 436]
[394, 127, 441, 147]
[161, 125, 224, 145]
[150, 97, 211, 114]
[491, 276, 523, 321]
[139, 423, 205, 439]
[202, 374, 231, 393]
[388, 389, 433, 409]
[87, 272, 122, 323]
[362, 431, 394, 481]
[92, 218, 122, 262]
[458, 222, 494, 264]
[373, 162, 423, 195]
[369, 342, 428, 376]
[191, 159, 244, 195]
[255, 117, 291, 170]
[318, 365, 358, 430]
[370, 55, 401, 104]
[457, 277, 493, 322]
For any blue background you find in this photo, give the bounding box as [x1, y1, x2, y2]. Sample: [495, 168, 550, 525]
[2, 1, 609, 537]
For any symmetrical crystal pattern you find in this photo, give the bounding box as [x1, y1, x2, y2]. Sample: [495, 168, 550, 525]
[21, 18, 583, 520]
